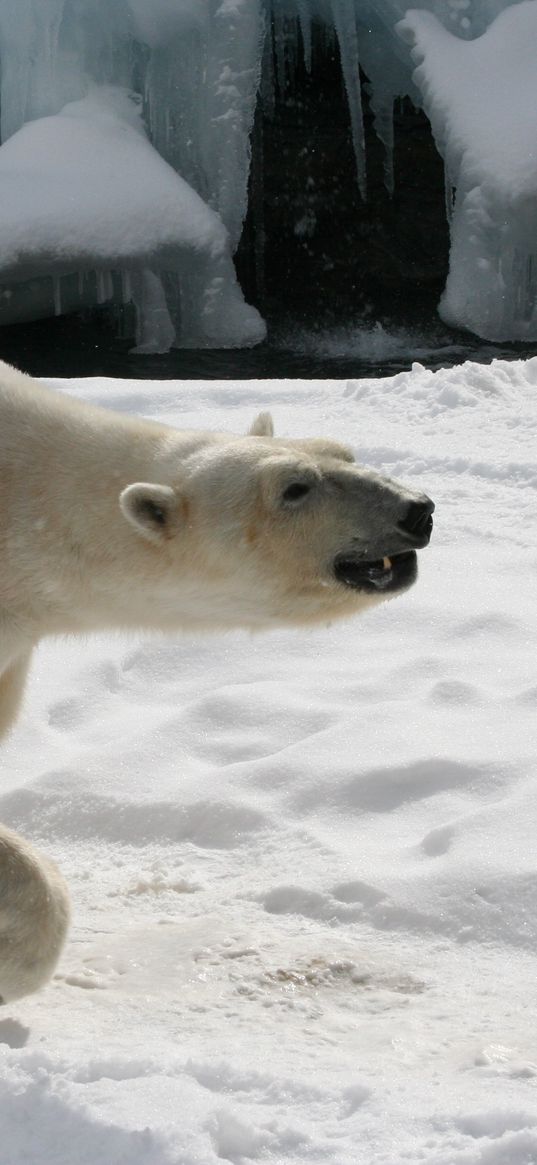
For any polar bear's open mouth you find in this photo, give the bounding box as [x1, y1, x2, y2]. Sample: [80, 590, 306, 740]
[333, 550, 417, 593]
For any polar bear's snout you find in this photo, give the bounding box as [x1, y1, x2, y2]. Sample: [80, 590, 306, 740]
[332, 492, 434, 596]
[398, 498, 435, 547]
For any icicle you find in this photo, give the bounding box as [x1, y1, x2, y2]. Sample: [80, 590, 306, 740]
[271, 2, 288, 98]
[444, 164, 456, 224]
[121, 270, 132, 304]
[261, 6, 276, 120]
[296, 0, 312, 73]
[130, 269, 176, 355]
[330, 0, 367, 200]
[512, 250, 537, 324]
[204, 0, 264, 252]
[367, 84, 394, 195]
[96, 269, 113, 304]
[0, 0, 66, 141]
[52, 274, 62, 316]
[527, 254, 537, 323]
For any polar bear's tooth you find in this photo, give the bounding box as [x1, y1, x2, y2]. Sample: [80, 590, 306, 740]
[383, 556, 392, 570]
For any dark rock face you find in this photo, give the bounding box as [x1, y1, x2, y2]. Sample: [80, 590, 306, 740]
[236, 18, 450, 325]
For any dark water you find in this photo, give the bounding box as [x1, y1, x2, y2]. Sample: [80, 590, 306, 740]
[1, 310, 535, 381]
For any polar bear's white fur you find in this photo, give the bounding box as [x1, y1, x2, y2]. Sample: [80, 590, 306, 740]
[0, 360, 433, 1000]
[0, 825, 70, 1002]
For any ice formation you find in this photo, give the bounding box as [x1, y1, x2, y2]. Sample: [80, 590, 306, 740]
[0, 0, 266, 351]
[0, 87, 264, 351]
[0, 0, 533, 347]
[399, 1, 537, 341]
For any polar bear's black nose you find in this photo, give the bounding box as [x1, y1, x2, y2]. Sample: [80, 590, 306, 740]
[398, 498, 435, 546]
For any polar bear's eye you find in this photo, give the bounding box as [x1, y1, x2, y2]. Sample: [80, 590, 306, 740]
[282, 482, 311, 504]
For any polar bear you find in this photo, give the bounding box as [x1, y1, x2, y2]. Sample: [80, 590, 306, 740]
[0, 360, 433, 1001]
[0, 825, 70, 1003]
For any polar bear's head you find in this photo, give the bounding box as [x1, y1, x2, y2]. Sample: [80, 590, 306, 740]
[119, 414, 434, 630]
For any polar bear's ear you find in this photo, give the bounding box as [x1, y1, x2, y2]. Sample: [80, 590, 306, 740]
[119, 483, 178, 543]
[248, 412, 274, 438]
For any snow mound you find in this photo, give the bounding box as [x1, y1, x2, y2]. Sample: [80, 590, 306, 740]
[399, 1, 537, 341]
[0, 86, 265, 352]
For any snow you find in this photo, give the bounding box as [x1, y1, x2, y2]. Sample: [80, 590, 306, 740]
[2, 357, 537, 1163]
[399, 1, 537, 341]
[0, 86, 265, 351]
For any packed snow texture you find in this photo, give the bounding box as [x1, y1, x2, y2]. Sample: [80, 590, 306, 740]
[0, 0, 534, 345]
[1, 359, 537, 1163]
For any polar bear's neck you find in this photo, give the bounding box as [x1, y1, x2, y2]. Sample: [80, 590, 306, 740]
[0, 374, 201, 638]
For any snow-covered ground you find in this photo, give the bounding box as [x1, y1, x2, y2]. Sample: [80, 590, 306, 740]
[1, 358, 536, 1164]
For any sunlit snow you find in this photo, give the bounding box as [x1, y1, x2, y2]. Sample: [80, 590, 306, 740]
[1, 359, 537, 1163]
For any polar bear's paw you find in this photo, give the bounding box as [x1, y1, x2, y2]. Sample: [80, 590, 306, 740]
[0, 824, 70, 1002]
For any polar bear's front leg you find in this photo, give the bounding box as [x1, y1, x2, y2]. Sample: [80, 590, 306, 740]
[0, 652, 71, 1001]
[0, 651, 33, 740]
[0, 824, 71, 1002]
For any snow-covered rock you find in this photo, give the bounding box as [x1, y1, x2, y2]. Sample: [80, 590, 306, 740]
[0, 87, 265, 351]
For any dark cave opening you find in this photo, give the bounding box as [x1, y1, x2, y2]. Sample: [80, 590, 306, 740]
[236, 17, 450, 327]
